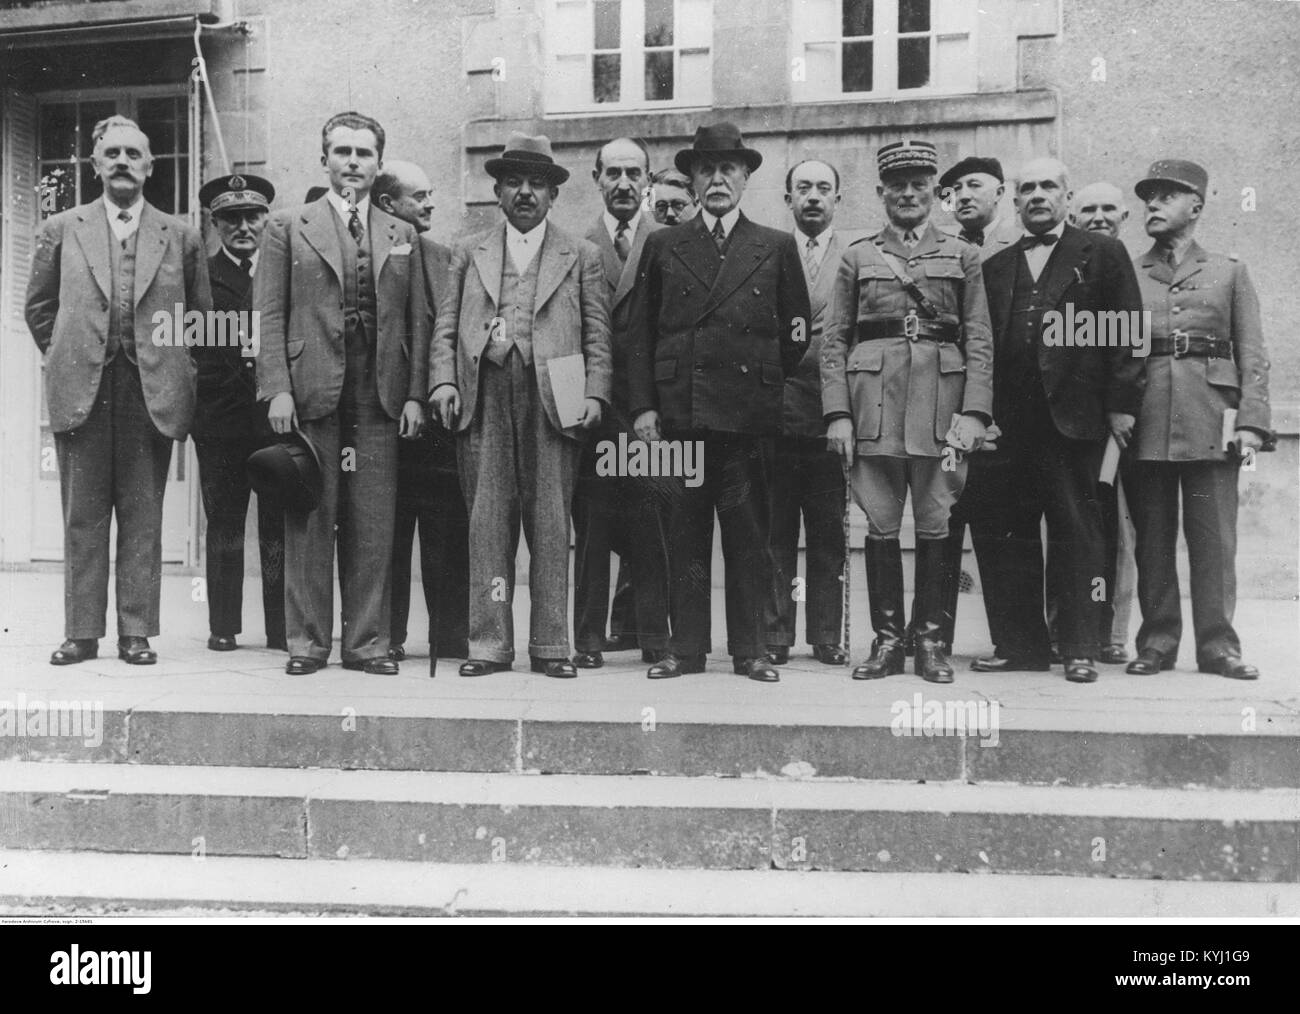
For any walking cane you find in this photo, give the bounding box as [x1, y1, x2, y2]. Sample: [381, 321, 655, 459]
[841, 458, 852, 664]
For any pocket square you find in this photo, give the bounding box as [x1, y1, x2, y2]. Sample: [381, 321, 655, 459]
[391, 243, 412, 256]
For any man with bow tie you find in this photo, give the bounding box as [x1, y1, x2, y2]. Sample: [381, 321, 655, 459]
[256, 111, 430, 676]
[967, 157, 1146, 684]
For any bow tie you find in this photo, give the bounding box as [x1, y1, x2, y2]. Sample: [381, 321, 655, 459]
[1019, 232, 1060, 250]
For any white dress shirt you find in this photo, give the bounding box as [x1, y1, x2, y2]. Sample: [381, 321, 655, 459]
[506, 217, 547, 273]
[104, 194, 145, 242]
[796, 226, 833, 276]
[603, 210, 640, 245]
[699, 208, 741, 242]
[325, 188, 371, 228]
[1021, 219, 1067, 282]
[221, 246, 260, 276]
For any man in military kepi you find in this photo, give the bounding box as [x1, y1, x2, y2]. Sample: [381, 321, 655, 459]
[1123, 159, 1270, 680]
[821, 140, 994, 684]
[194, 172, 286, 653]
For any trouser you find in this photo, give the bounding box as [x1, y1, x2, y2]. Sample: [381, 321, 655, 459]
[764, 435, 845, 647]
[849, 455, 965, 539]
[572, 426, 671, 653]
[285, 337, 398, 663]
[391, 424, 470, 657]
[193, 426, 285, 643]
[609, 562, 636, 639]
[664, 432, 772, 659]
[55, 354, 173, 640]
[1122, 458, 1242, 664]
[458, 349, 581, 662]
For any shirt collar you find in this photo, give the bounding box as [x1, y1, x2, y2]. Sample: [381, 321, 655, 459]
[887, 221, 928, 245]
[1021, 219, 1067, 242]
[795, 226, 833, 248]
[221, 246, 260, 273]
[603, 210, 639, 244]
[700, 208, 740, 236]
[325, 187, 370, 222]
[506, 217, 547, 246]
[104, 193, 145, 224]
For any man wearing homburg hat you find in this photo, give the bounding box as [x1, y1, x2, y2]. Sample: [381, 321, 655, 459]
[822, 140, 994, 684]
[627, 122, 810, 683]
[194, 172, 285, 653]
[1122, 160, 1270, 680]
[257, 111, 430, 676]
[431, 133, 612, 680]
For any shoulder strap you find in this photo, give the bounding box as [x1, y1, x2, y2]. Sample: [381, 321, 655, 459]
[870, 241, 943, 320]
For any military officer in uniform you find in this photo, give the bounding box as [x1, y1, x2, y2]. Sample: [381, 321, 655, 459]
[822, 140, 994, 684]
[1123, 160, 1269, 680]
[194, 173, 285, 652]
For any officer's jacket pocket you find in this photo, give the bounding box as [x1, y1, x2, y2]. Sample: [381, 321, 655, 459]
[287, 338, 307, 361]
[845, 343, 884, 440]
[857, 265, 895, 282]
[1205, 357, 1240, 391]
[654, 357, 678, 382]
[938, 343, 966, 374]
[846, 342, 885, 373]
[923, 260, 964, 280]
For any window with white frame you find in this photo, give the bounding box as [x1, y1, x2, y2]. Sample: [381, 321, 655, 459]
[546, 0, 713, 113]
[792, 0, 975, 101]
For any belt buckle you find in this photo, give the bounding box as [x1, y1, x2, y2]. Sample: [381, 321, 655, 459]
[1171, 330, 1190, 358]
[904, 311, 920, 341]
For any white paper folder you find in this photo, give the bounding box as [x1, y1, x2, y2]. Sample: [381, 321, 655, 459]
[1099, 435, 1121, 486]
[547, 354, 588, 429]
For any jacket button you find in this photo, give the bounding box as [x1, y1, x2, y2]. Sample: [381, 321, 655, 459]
[752, 288, 761, 296]
[1171, 306, 1181, 314]
[694, 363, 704, 372]
[1170, 286, 1180, 293]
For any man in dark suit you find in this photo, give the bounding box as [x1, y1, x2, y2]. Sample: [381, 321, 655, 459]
[372, 160, 470, 666]
[1123, 160, 1270, 680]
[628, 122, 811, 683]
[968, 157, 1146, 684]
[193, 173, 285, 653]
[27, 116, 211, 666]
[572, 137, 671, 670]
[256, 111, 430, 676]
[764, 158, 849, 668]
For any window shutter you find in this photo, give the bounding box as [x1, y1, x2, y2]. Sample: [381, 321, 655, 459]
[2, 89, 39, 347]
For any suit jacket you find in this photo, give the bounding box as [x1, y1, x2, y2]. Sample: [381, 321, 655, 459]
[25, 200, 211, 441]
[419, 233, 451, 313]
[982, 223, 1146, 442]
[584, 213, 662, 422]
[194, 248, 261, 438]
[626, 212, 812, 436]
[957, 214, 1021, 264]
[254, 196, 429, 422]
[1131, 241, 1269, 461]
[430, 220, 613, 441]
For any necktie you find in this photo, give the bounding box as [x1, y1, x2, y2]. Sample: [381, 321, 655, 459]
[711, 217, 727, 254]
[902, 230, 919, 248]
[1019, 232, 1060, 250]
[804, 236, 820, 281]
[239, 257, 253, 276]
[117, 210, 132, 224]
[614, 221, 631, 264]
[962, 228, 985, 248]
[348, 206, 365, 246]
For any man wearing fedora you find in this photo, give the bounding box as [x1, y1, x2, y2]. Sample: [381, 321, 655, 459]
[1122, 159, 1270, 681]
[431, 133, 612, 680]
[256, 111, 430, 676]
[627, 122, 810, 683]
[823, 141, 994, 685]
[27, 115, 211, 667]
[194, 172, 285, 653]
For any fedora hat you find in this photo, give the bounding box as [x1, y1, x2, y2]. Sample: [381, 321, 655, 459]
[674, 122, 763, 176]
[246, 430, 323, 514]
[485, 132, 570, 185]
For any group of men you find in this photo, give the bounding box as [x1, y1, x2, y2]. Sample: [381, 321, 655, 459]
[27, 110, 1269, 685]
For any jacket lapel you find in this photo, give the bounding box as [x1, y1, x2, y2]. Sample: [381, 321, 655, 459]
[1171, 240, 1208, 287]
[370, 206, 399, 281]
[132, 203, 169, 305]
[587, 216, 624, 294]
[300, 197, 344, 285]
[533, 225, 577, 313]
[671, 215, 719, 289]
[472, 222, 506, 309]
[809, 230, 846, 322]
[699, 214, 771, 320]
[612, 216, 654, 308]
[1041, 225, 1091, 311]
[72, 203, 111, 300]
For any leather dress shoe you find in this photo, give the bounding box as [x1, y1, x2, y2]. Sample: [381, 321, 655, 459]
[1098, 643, 1129, 665]
[459, 659, 512, 677]
[812, 643, 847, 666]
[603, 634, 640, 652]
[970, 654, 1051, 673]
[647, 652, 705, 679]
[532, 657, 577, 678]
[207, 635, 238, 652]
[915, 641, 954, 684]
[50, 638, 98, 666]
[1063, 657, 1098, 683]
[573, 651, 604, 669]
[1125, 648, 1173, 675]
[642, 648, 667, 664]
[117, 636, 157, 665]
[285, 656, 323, 675]
[765, 646, 790, 665]
[1200, 655, 1260, 680]
[734, 656, 780, 682]
[344, 657, 399, 675]
[852, 639, 906, 680]
[388, 644, 407, 662]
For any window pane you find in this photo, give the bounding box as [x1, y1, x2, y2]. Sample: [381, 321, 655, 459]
[678, 47, 711, 103]
[594, 0, 621, 48]
[137, 97, 178, 155]
[593, 52, 622, 102]
[842, 0, 873, 38]
[645, 0, 673, 45]
[899, 0, 930, 33]
[144, 156, 177, 214]
[80, 159, 101, 203]
[645, 49, 674, 100]
[40, 103, 77, 161]
[842, 39, 873, 91]
[898, 35, 930, 88]
[79, 100, 117, 153]
[38, 162, 76, 217]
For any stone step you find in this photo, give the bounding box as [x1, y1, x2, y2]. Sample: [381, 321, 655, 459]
[1, 762, 1294, 880]
[3, 701, 1295, 789]
[2, 850, 1297, 917]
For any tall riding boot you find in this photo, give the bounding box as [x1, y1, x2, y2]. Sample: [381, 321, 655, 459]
[852, 537, 906, 680]
[914, 537, 955, 684]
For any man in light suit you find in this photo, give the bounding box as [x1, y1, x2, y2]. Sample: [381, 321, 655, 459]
[572, 137, 671, 670]
[372, 160, 470, 666]
[257, 111, 430, 676]
[628, 122, 811, 683]
[27, 116, 211, 666]
[764, 158, 849, 668]
[431, 133, 612, 680]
